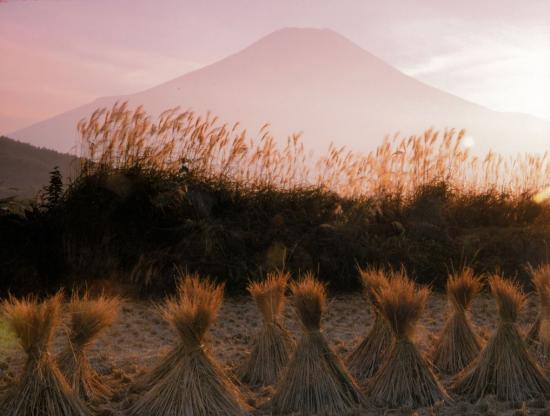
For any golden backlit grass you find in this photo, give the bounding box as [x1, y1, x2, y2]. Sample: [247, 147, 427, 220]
[77, 102, 550, 198]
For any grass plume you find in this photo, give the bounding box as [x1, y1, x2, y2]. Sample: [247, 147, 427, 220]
[77, 102, 550, 198]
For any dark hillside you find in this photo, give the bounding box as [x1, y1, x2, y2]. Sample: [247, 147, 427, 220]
[0, 136, 76, 198]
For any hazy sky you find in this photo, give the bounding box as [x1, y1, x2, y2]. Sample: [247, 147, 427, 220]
[1, 0, 549, 134]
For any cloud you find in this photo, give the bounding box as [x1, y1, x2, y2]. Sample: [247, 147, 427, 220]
[394, 24, 550, 120]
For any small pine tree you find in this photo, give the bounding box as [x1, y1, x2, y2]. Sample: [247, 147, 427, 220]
[44, 166, 63, 207]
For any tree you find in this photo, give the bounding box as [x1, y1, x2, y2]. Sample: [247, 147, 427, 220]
[43, 166, 63, 207]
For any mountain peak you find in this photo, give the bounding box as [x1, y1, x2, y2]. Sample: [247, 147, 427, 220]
[244, 26, 369, 57]
[10, 28, 550, 155]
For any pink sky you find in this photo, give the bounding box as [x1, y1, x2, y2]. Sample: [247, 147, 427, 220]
[1, 0, 549, 135]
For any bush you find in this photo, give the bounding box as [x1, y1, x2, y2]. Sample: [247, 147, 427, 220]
[3, 104, 550, 296]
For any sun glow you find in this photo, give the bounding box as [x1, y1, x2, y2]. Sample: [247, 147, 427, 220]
[533, 187, 550, 204]
[462, 135, 475, 148]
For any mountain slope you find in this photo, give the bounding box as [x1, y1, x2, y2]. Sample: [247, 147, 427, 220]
[0, 136, 76, 198]
[10, 27, 550, 155]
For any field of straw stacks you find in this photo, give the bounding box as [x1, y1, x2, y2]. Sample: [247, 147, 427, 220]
[3, 104, 550, 414]
[3, 269, 550, 415]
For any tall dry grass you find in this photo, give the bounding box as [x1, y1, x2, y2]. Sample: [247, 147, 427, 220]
[77, 102, 550, 198]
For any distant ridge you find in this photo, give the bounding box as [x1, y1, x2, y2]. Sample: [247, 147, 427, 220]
[0, 136, 76, 198]
[10, 27, 550, 155]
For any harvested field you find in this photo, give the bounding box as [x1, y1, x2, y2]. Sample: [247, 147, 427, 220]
[1, 291, 548, 415]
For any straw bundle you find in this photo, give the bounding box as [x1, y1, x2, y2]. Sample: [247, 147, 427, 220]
[239, 272, 294, 387]
[58, 292, 120, 403]
[431, 268, 482, 374]
[347, 267, 392, 382]
[267, 273, 365, 415]
[451, 275, 550, 401]
[526, 265, 550, 351]
[0, 293, 89, 416]
[127, 275, 248, 416]
[130, 275, 198, 393]
[367, 272, 450, 407]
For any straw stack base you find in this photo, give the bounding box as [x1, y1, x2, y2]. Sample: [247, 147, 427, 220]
[527, 316, 541, 345]
[268, 330, 365, 415]
[452, 323, 550, 401]
[59, 349, 111, 403]
[347, 314, 392, 383]
[1, 358, 89, 416]
[127, 348, 247, 416]
[530, 319, 550, 364]
[368, 339, 449, 408]
[432, 312, 480, 374]
[239, 322, 293, 387]
[130, 345, 182, 393]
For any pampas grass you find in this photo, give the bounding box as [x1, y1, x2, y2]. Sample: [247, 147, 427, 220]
[127, 275, 248, 416]
[451, 275, 550, 401]
[58, 292, 120, 403]
[0, 293, 89, 416]
[431, 268, 482, 374]
[526, 265, 550, 353]
[79, 102, 550, 198]
[267, 273, 365, 415]
[367, 271, 450, 407]
[239, 272, 294, 387]
[347, 267, 392, 383]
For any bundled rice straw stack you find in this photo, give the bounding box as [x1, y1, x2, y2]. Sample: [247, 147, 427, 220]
[130, 276, 192, 393]
[347, 267, 392, 382]
[367, 271, 450, 407]
[128, 275, 248, 416]
[58, 292, 120, 403]
[239, 272, 294, 387]
[130, 274, 209, 393]
[452, 275, 550, 401]
[526, 265, 550, 354]
[267, 273, 365, 415]
[431, 268, 482, 374]
[0, 293, 89, 416]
